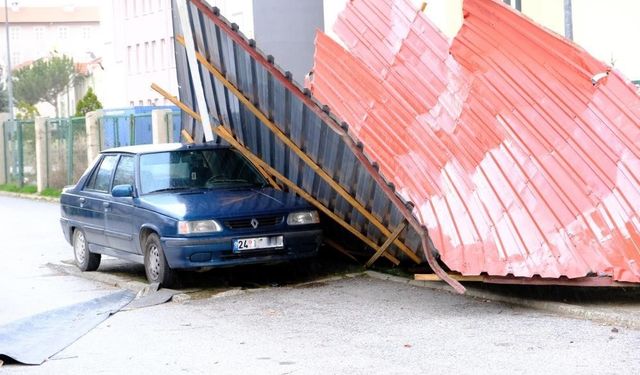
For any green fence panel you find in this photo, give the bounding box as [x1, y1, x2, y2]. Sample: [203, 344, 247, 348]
[44, 117, 87, 189]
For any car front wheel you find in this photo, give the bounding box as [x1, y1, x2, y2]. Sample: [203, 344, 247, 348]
[144, 233, 177, 287]
[73, 228, 101, 271]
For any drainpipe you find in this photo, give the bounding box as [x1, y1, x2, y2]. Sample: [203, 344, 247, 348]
[564, 0, 573, 40]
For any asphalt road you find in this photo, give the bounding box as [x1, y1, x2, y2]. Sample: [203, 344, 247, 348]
[1, 195, 640, 374]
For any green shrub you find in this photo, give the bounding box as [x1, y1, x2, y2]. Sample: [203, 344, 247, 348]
[75, 87, 103, 117]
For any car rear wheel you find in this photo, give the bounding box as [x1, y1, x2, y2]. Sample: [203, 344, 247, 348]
[144, 233, 178, 287]
[73, 228, 101, 271]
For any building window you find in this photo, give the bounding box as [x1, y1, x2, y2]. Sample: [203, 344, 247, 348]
[9, 26, 20, 40]
[144, 42, 149, 72]
[129, 101, 135, 107]
[34, 26, 44, 41]
[169, 36, 174, 68]
[82, 26, 91, 39]
[127, 45, 132, 75]
[11, 50, 21, 65]
[151, 40, 157, 71]
[135, 43, 140, 74]
[138, 100, 143, 106]
[58, 26, 69, 39]
[160, 38, 166, 69]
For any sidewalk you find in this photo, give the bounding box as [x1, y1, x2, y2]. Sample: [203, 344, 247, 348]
[366, 271, 640, 330]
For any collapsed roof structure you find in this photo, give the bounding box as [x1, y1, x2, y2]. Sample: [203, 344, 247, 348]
[165, 0, 640, 292]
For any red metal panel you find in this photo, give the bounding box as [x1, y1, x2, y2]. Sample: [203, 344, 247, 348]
[309, 0, 640, 282]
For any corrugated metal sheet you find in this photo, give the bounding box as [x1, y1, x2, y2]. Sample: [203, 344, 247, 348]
[171, 0, 465, 287]
[309, 0, 640, 282]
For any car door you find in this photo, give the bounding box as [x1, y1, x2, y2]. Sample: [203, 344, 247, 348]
[80, 154, 119, 247]
[105, 154, 137, 252]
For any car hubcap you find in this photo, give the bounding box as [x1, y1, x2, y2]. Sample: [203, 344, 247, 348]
[149, 244, 161, 280]
[74, 232, 86, 264]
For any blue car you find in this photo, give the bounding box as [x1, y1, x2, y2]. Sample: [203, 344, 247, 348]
[60, 143, 322, 286]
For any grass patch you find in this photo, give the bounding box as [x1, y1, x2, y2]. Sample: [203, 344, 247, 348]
[0, 184, 37, 194]
[40, 187, 62, 197]
[0, 184, 61, 197]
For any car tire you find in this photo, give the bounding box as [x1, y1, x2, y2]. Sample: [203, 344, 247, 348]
[144, 233, 178, 287]
[73, 228, 101, 271]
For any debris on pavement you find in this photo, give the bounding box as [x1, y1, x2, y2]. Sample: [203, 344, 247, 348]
[0, 290, 134, 365]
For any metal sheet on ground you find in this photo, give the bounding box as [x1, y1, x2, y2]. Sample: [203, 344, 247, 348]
[0, 290, 135, 365]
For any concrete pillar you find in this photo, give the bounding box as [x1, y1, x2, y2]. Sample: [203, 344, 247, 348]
[151, 109, 173, 144]
[0, 113, 8, 185]
[35, 117, 48, 192]
[86, 110, 102, 165]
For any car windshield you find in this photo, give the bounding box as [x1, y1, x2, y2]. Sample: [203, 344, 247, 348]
[139, 148, 267, 194]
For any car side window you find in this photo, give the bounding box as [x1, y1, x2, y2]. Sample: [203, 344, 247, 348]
[85, 155, 119, 192]
[113, 155, 135, 188]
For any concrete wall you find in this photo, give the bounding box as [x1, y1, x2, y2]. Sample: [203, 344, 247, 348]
[253, 0, 324, 83]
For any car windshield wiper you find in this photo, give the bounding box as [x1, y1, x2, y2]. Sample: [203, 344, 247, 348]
[146, 187, 197, 194]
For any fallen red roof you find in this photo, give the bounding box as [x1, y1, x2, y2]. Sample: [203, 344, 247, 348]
[310, 0, 640, 282]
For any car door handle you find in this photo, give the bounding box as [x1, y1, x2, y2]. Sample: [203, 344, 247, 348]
[79, 197, 86, 207]
[103, 202, 111, 211]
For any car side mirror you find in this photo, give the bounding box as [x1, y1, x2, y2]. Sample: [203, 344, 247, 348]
[112, 184, 134, 198]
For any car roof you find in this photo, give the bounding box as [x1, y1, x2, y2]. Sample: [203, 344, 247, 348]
[101, 142, 231, 155]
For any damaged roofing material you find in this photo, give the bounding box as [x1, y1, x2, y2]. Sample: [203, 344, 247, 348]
[308, 0, 640, 283]
[170, 0, 465, 292]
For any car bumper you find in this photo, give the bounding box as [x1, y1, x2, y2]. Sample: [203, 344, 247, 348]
[160, 229, 322, 269]
[60, 218, 72, 244]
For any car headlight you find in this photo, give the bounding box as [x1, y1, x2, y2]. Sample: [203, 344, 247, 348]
[177, 220, 223, 234]
[287, 210, 320, 225]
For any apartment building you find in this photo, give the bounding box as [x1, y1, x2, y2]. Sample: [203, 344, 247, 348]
[0, 5, 99, 74]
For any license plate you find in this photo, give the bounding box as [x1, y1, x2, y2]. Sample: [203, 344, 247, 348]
[233, 236, 284, 251]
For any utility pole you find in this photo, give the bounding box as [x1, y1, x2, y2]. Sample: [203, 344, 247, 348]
[563, 0, 573, 40]
[4, 0, 14, 122]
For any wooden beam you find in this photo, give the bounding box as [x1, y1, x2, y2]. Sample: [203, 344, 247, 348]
[150, 83, 400, 265]
[414, 274, 485, 282]
[181, 129, 194, 143]
[175, 35, 421, 265]
[323, 238, 359, 263]
[151, 83, 200, 121]
[365, 220, 407, 268]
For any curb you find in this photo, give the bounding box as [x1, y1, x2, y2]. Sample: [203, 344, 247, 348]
[0, 190, 60, 203]
[46, 262, 192, 303]
[364, 270, 640, 330]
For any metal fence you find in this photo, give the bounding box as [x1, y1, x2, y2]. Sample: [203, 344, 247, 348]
[2, 120, 36, 187]
[45, 117, 88, 188]
[100, 110, 181, 148]
[2, 110, 181, 189]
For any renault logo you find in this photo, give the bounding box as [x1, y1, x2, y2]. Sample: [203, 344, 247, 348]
[250, 218, 259, 229]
